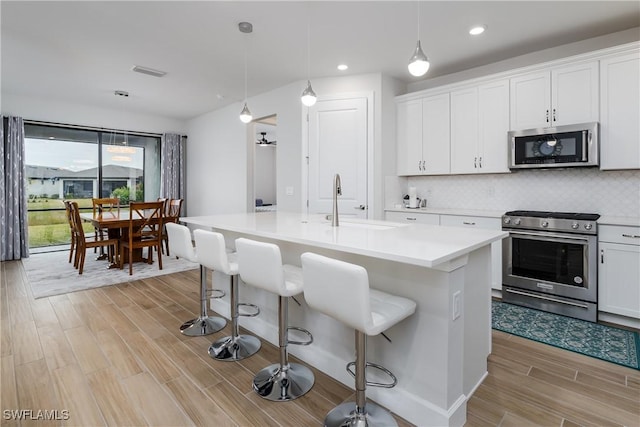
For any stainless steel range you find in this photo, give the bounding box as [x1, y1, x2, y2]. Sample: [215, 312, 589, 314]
[502, 210, 600, 322]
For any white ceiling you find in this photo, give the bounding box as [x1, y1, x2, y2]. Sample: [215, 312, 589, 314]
[2, 1, 639, 121]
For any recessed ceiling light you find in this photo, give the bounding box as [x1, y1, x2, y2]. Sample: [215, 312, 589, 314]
[337, 64, 348, 71]
[469, 25, 486, 36]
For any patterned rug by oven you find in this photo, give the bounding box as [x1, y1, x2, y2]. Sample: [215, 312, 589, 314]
[492, 300, 640, 370]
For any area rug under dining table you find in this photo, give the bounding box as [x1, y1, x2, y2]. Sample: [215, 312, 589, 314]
[23, 249, 199, 299]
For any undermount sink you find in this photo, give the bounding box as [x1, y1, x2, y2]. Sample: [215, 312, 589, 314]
[302, 216, 404, 231]
[335, 221, 399, 231]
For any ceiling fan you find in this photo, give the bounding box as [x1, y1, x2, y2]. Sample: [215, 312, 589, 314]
[256, 132, 276, 145]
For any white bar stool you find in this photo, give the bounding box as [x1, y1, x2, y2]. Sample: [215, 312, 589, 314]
[165, 223, 226, 336]
[193, 229, 261, 361]
[300, 252, 417, 427]
[235, 237, 315, 401]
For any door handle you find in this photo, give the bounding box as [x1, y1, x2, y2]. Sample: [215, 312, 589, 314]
[354, 205, 366, 210]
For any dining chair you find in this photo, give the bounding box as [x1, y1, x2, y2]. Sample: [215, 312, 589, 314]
[120, 201, 164, 275]
[157, 197, 169, 216]
[92, 197, 120, 257]
[69, 201, 120, 275]
[162, 198, 183, 256]
[63, 200, 76, 264]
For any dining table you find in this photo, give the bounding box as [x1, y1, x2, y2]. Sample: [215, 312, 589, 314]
[79, 210, 154, 266]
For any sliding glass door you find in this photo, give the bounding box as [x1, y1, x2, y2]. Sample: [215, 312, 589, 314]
[24, 123, 160, 249]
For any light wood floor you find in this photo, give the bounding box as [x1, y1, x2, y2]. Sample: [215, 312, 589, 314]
[2, 257, 639, 427]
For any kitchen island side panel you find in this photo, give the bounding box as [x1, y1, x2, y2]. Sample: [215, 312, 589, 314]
[207, 232, 490, 426]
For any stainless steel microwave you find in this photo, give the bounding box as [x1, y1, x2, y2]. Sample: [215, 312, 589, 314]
[508, 122, 599, 169]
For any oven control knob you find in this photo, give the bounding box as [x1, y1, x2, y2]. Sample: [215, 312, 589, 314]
[571, 222, 579, 229]
[584, 223, 593, 230]
[541, 221, 549, 228]
[503, 217, 511, 225]
[514, 218, 521, 225]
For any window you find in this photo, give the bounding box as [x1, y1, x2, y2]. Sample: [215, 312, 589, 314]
[24, 123, 161, 249]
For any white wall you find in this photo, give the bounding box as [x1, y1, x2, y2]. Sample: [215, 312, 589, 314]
[380, 75, 407, 218]
[186, 105, 248, 215]
[254, 145, 276, 205]
[1, 93, 186, 134]
[185, 73, 393, 217]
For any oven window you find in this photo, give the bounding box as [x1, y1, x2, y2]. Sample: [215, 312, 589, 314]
[511, 237, 586, 287]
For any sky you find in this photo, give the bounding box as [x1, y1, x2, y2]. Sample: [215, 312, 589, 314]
[25, 138, 144, 171]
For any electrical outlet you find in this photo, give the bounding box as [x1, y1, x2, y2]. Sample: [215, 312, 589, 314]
[452, 291, 461, 320]
[286, 186, 294, 196]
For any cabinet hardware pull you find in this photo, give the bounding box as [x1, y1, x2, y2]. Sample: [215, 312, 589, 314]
[479, 156, 482, 168]
[622, 234, 640, 239]
[546, 109, 549, 123]
[600, 249, 604, 263]
[552, 108, 556, 122]
[474, 157, 477, 168]
[462, 221, 476, 226]
[406, 217, 417, 221]
[422, 160, 426, 170]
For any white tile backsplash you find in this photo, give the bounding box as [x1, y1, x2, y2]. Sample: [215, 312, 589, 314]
[392, 169, 640, 217]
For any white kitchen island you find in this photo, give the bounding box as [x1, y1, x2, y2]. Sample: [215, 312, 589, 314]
[180, 212, 507, 426]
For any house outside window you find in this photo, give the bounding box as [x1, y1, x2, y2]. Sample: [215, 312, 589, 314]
[24, 123, 160, 249]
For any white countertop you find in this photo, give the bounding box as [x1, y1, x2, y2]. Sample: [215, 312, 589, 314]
[384, 207, 505, 218]
[386, 207, 640, 227]
[598, 216, 640, 227]
[181, 211, 507, 269]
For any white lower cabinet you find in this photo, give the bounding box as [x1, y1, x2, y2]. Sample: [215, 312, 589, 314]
[598, 225, 640, 319]
[384, 211, 439, 225]
[440, 215, 503, 291]
[385, 211, 503, 290]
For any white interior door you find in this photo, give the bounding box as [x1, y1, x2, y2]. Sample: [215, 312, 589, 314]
[308, 96, 368, 219]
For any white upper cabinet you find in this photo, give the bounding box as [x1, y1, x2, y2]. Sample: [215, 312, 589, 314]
[451, 79, 510, 174]
[396, 99, 423, 175]
[422, 94, 451, 175]
[396, 94, 450, 176]
[510, 61, 599, 130]
[599, 51, 640, 170]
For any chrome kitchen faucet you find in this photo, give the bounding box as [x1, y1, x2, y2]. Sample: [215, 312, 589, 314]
[332, 173, 341, 227]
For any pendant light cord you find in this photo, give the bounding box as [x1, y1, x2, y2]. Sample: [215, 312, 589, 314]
[417, 1, 421, 40]
[244, 38, 248, 102]
[306, 20, 311, 80]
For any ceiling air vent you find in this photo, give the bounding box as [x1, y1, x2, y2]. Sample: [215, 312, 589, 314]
[131, 65, 167, 78]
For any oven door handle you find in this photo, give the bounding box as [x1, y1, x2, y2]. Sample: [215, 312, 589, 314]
[504, 288, 590, 309]
[507, 230, 591, 245]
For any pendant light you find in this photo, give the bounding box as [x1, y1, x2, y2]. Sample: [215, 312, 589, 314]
[408, 2, 430, 77]
[301, 20, 317, 107]
[239, 22, 253, 123]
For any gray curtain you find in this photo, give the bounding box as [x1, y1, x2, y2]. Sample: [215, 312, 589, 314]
[160, 133, 185, 211]
[1, 116, 29, 260]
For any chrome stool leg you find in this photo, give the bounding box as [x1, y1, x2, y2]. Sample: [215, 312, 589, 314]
[209, 274, 261, 361]
[324, 331, 398, 427]
[180, 265, 226, 336]
[253, 296, 314, 401]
